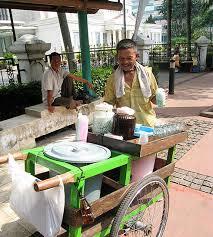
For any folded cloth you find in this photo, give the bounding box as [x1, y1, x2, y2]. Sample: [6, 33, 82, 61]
[114, 61, 151, 98]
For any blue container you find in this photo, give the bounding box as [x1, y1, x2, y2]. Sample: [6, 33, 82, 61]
[134, 124, 154, 137]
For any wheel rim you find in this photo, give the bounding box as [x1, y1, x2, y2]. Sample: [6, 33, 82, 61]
[118, 180, 168, 237]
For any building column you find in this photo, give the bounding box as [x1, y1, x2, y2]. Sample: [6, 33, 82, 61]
[113, 30, 116, 47]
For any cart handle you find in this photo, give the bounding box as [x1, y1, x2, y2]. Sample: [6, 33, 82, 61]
[0, 152, 27, 164]
[34, 172, 76, 192]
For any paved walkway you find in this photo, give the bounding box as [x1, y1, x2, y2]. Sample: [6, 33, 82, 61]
[0, 71, 212, 236]
[158, 71, 213, 237]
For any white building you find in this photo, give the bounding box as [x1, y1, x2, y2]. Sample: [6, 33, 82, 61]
[0, 5, 164, 56]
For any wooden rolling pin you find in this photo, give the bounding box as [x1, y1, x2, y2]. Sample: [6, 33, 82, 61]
[0, 152, 27, 164]
[34, 172, 76, 192]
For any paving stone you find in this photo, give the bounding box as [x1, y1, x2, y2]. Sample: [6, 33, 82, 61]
[192, 179, 204, 185]
[203, 181, 213, 188]
[206, 177, 213, 183]
[190, 183, 201, 190]
[196, 174, 207, 180]
[187, 172, 197, 178]
[175, 167, 187, 173]
[173, 173, 186, 179]
[200, 186, 212, 193]
[171, 177, 180, 184]
[183, 176, 194, 182]
[179, 179, 191, 187]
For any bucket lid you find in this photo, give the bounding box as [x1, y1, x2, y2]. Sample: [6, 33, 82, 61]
[44, 141, 111, 163]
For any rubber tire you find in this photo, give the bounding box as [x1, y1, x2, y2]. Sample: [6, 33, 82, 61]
[110, 175, 169, 237]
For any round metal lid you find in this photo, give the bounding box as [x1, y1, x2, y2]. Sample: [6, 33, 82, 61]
[44, 141, 111, 163]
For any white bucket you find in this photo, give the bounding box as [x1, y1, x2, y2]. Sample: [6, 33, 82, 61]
[131, 154, 156, 182]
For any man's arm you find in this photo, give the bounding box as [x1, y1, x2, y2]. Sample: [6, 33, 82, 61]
[67, 74, 94, 89]
[103, 74, 116, 105]
[47, 90, 55, 113]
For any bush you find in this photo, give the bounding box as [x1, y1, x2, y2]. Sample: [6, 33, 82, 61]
[0, 67, 113, 121]
[74, 66, 113, 97]
[0, 81, 42, 121]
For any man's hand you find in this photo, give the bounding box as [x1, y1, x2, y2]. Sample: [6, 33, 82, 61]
[86, 81, 94, 89]
[48, 105, 55, 113]
[69, 100, 83, 109]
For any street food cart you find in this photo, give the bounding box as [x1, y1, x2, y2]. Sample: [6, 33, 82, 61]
[0, 131, 187, 237]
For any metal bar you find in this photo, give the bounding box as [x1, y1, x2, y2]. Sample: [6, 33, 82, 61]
[123, 0, 126, 39]
[78, 11, 92, 95]
[8, 8, 16, 41]
[165, 146, 176, 186]
[167, 0, 172, 58]
[186, 0, 192, 60]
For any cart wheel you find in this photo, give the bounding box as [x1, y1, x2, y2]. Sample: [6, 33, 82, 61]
[110, 175, 169, 237]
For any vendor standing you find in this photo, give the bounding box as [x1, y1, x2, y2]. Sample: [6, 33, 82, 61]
[104, 39, 158, 127]
[42, 52, 93, 113]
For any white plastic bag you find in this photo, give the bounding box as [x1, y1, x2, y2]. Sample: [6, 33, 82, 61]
[8, 154, 65, 237]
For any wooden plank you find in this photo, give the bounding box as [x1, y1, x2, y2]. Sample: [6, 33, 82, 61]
[141, 132, 187, 157]
[88, 131, 187, 157]
[81, 162, 175, 236]
[102, 175, 123, 190]
[0, 0, 122, 12]
[82, 213, 114, 237]
[63, 162, 175, 227]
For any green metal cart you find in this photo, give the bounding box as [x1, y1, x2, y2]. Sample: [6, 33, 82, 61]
[0, 131, 187, 237]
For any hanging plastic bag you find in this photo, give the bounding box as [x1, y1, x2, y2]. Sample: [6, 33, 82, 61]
[8, 154, 65, 237]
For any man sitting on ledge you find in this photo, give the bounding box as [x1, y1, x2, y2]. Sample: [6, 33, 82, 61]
[42, 52, 93, 113]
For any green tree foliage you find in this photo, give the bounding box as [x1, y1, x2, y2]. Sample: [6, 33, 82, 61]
[145, 14, 156, 24]
[160, 0, 212, 40]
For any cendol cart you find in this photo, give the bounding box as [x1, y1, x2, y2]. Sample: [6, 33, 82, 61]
[0, 131, 187, 237]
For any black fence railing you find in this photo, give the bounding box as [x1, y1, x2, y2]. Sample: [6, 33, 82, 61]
[149, 43, 198, 64]
[0, 58, 20, 85]
[45, 47, 117, 71]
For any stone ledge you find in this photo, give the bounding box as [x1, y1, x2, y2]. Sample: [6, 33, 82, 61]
[0, 99, 101, 155]
[200, 106, 213, 118]
[25, 104, 71, 118]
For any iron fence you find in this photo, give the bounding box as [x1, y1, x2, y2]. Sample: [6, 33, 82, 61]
[0, 58, 20, 85]
[149, 43, 198, 64]
[45, 47, 117, 71]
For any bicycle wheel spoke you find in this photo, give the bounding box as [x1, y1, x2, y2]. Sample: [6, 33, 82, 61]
[111, 176, 169, 237]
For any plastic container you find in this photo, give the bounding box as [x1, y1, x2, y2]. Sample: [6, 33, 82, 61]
[131, 132, 155, 182]
[92, 103, 114, 134]
[76, 113, 89, 142]
[134, 124, 154, 137]
[45, 141, 111, 204]
[156, 88, 166, 107]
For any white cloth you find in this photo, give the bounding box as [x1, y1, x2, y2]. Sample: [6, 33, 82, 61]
[42, 67, 69, 105]
[114, 62, 151, 99]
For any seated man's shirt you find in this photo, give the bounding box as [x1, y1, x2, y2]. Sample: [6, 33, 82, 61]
[104, 66, 158, 127]
[42, 67, 69, 105]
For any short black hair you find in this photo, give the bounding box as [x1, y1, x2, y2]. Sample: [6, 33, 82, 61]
[50, 52, 61, 62]
[116, 39, 137, 51]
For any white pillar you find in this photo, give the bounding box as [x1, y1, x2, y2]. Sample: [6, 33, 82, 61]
[113, 30, 116, 47]
[195, 36, 211, 71]
[135, 36, 154, 66]
[9, 34, 51, 83]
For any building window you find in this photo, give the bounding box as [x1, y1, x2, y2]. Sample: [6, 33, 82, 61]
[95, 32, 100, 46]
[0, 9, 9, 20]
[73, 32, 80, 51]
[103, 33, 107, 45]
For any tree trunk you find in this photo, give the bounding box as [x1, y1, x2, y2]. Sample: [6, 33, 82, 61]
[57, 12, 76, 71]
[132, 0, 149, 41]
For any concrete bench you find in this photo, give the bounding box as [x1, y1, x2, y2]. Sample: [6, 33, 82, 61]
[0, 100, 101, 155]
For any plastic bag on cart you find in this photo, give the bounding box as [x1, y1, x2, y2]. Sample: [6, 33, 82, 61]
[8, 154, 65, 237]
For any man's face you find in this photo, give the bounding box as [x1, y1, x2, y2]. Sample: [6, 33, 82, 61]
[117, 48, 138, 72]
[50, 55, 61, 71]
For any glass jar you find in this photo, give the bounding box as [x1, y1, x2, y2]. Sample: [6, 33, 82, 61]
[112, 113, 136, 140]
[92, 103, 114, 135]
